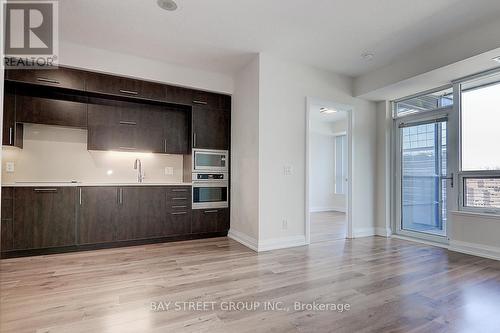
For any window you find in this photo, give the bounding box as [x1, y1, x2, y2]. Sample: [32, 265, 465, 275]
[335, 135, 347, 194]
[394, 87, 453, 117]
[460, 74, 500, 213]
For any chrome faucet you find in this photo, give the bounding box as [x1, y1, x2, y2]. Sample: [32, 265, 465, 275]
[134, 159, 144, 183]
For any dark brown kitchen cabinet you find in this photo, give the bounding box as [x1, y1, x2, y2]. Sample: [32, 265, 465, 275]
[77, 187, 119, 245]
[1, 187, 14, 252]
[165, 85, 193, 105]
[87, 97, 189, 154]
[116, 187, 166, 241]
[191, 208, 229, 234]
[192, 105, 230, 150]
[165, 186, 191, 235]
[13, 187, 76, 250]
[15, 88, 88, 128]
[6, 67, 86, 91]
[86, 72, 166, 101]
[2, 83, 23, 148]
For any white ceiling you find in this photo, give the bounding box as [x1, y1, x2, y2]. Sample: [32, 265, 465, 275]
[60, 0, 500, 77]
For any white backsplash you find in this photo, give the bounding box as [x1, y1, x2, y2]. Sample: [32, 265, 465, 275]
[2, 124, 184, 184]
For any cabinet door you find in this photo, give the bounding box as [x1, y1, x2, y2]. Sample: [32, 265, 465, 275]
[192, 105, 230, 150]
[163, 108, 189, 154]
[16, 90, 87, 128]
[165, 211, 191, 236]
[86, 73, 166, 101]
[77, 187, 119, 245]
[13, 187, 76, 250]
[6, 67, 86, 91]
[191, 209, 224, 234]
[2, 84, 23, 148]
[165, 86, 193, 105]
[1, 187, 14, 251]
[116, 187, 166, 241]
[87, 98, 139, 151]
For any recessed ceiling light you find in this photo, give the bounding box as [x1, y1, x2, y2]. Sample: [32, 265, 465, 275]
[493, 56, 500, 64]
[361, 52, 375, 61]
[157, 0, 178, 11]
[320, 107, 337, 114]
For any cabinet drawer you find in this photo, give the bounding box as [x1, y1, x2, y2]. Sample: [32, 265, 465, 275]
[192, 91, 228, 109]
[6, 67, 86, 91]
[16, 94, 87, 128]
[191, 208, 229, 234]
[165, 86, 193, 105]
[86, 73, 166, 101]
[165, 210, 191, 236]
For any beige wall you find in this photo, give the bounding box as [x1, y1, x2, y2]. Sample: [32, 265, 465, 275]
[2, 124, 184, 184]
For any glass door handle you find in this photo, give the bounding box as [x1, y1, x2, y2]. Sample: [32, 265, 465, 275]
[441, 173, 454, 188]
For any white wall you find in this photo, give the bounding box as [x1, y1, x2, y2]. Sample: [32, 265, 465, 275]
[229, 57, 260, 248]
[2, 124, 184, 184]
[309, 119, 347, 213]
[258, 53, 377, 244]
[59, 41, 234, 94]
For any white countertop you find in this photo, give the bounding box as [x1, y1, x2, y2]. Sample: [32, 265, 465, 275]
[2, 182, 192, 187]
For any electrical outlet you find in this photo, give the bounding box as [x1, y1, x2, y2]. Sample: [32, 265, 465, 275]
[283, 165, 293, 176]
[5, 162, 15, 173]
[282, 219, 288, 230]
[164, 167, 174, 176]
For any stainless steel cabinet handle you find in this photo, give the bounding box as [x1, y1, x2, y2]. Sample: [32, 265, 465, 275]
[119, 147, 136, 150]
[37, 77, 60, 84]
[171, 189, 187, 192]
[192, 100, 208, 105]
[34, 188, 58, 192]
[79, 188, 82, 205]
[119, 188, 123, 205]
[119, 121, 137, 125]
[119, 89, 139, 95]
[204, 210, 219, 214]
[9, 127, 13, 145]
[171, 212, 187, 215]
[172, 205, 187, 209]
[172, 197, 187, 200]
[193, 132, 197, 147]
[164, 139, 167, 153]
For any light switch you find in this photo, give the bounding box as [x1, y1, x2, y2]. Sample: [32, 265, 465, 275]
[164, 167, 174, 176]
[283, 165, 293, 176]
[6, 162, 15, 173]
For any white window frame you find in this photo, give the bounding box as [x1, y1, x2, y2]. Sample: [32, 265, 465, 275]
[455, 70, 500, 215]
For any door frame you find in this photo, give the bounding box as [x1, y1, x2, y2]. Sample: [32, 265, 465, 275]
[392, 106, 458, 244]
[305, 97, 353, 244]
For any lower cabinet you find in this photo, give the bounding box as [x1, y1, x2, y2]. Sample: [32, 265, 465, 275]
[12, 187, 77, 250]
[191, 208, 229, 234]
[78, 187, 119, 245]
[1, 185, 229, 255]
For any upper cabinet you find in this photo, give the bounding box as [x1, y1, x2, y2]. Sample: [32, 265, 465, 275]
[192, 92, 231, 150]
[86, 72, 166, 101]
[6, 67, 86, 91]
[2, 83, 23, 148]
[3, 65, 230, 153]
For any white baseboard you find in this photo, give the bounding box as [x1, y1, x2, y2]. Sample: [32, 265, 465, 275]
[227, 229, 258, 252]
[352, 227, 376, 238]
[375, 227, 392, 237]
[310, 206, 346, 213]
[258, 235, 307, 252]
[449, 240, 500, 261]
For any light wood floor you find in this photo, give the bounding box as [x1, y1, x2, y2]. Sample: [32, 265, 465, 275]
[1, 237, 500, 333]
[310, 211, 346, 243]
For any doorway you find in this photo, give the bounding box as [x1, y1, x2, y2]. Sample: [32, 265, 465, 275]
[305, 98, 353, 244]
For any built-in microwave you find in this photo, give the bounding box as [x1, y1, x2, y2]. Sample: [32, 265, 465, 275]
[192, 149, 228, 172]
[192, 172, 228, 209]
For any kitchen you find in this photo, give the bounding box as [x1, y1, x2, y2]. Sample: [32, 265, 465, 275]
[1, 65, 231, 258]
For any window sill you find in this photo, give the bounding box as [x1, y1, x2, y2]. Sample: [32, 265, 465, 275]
[451, 210, 500, 221]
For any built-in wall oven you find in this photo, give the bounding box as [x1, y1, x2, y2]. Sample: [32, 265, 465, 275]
[192, 149, 228, 173]
[192, 172, 228, 209]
